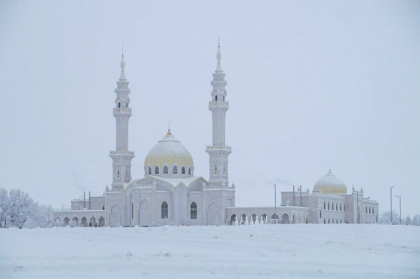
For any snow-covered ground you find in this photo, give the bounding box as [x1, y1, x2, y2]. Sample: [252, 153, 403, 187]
[1, 225, 419, 279]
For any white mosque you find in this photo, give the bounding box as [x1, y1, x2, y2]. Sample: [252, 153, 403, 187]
[53, 46, 379, 227]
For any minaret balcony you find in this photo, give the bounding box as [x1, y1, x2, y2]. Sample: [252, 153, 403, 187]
[109, 150, 135, 156]
[206, 145, 231, 150]
[113, 108, 132, 116]
[205, 146, 232, 155]
[209, 101, 229, 110]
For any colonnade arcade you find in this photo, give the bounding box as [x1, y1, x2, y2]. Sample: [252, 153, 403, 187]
[52, 210, 106, 227]
[226, 207, 310, 225]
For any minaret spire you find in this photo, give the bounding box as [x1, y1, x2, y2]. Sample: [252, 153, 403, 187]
[216, 38, 223, 72]
[120, 47, 126, 80]
[110, 51, 134, 190]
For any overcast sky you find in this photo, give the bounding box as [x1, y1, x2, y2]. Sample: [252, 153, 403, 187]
[0, 1, 419, 215]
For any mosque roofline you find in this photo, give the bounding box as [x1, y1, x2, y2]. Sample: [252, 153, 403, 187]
[124, 175, 208, 189]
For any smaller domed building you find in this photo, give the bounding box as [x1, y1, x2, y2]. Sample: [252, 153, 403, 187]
[52, 46, 378, 227]
[226, 168, 378, 225]
[276, 169, 379, 224]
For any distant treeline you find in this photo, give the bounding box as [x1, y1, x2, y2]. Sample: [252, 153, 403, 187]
[379, 211, 420, 226]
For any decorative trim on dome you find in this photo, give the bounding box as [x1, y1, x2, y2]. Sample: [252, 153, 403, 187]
[144, 132, 194, 178]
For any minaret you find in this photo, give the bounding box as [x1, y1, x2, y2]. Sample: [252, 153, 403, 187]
[109, 51, 134, 191]
[206, 42, 232, 187]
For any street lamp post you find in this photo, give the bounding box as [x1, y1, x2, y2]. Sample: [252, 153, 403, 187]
[274, 184, 277, 224]
[390, 186, 395, 224]
[395, 195, 402, 225]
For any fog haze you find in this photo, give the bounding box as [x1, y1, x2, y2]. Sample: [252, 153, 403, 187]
[0, 1, 419, 215]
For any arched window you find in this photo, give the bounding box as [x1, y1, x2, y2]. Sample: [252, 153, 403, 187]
[215, 95, 218, 101]
[161, 202, 168, 219]
[261, 214, 267, 223]
[126, 103, 128, 108]
[190, 202, 197, 219]
[366, 207, 368, 214]
[324, 202, 326, 209]
[182, 166, 186, 174]
[328, 218, 330, 224]
[163, 165, 168, 174]
[369, 207, 371, 214]
[155, 166, 159, 174]
[372, 207, 374, 214]
[118, 102, 121, 108]
[319, 211, 322, 218]
[324, 218, 326, 224]
[173, 165, 177, 174]
[148, 166, 151, 175]
[188, 167, 191, 175]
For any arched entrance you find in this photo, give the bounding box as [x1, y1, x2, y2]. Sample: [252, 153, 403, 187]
[89, 217, 97, 227]
[271, 213, 279, 224]
[261, 214, 268, 224]
[241, 214, 247, 225]
[230, 214, 237, 225]
[139, 200, 150, 227]
[281, 213, 290, 224]
[207, 203, 219, 225]
[109, 205, 120, 227]
[81, 217, 88, 227]
[251, 214, 257, 224]
[98, 217, 105, 227]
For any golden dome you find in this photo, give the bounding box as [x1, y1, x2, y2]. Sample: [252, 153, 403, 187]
[313, 169, 347, 195]
[144, 131, 194, 176]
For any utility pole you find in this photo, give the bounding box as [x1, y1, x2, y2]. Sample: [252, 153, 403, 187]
[395, 195, 402, 225]
[274, 184, 277, 224]
[299, 185, 302, 207]
[293, 185, 295, 206]
[390, 186, 395, 224]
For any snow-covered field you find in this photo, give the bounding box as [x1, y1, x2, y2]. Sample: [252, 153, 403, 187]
[1, 225, 419, 279]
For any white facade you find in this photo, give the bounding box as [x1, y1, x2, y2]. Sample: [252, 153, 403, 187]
[280, 170, 379, 224]
[53, 46, 379, 227]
